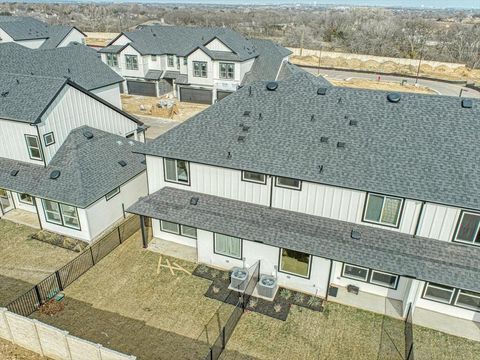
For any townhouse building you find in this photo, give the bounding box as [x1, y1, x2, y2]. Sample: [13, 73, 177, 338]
[128, 71, 480, 340]
[0, 42, 124, 107]
[0, 72, 147, 242]
[99, 25, 291, 103]
[0, 16, 85, 49]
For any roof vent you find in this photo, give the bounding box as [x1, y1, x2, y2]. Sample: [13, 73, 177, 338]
[320, 136, 329, 143]
[83, 130, 94, 139]
[190, 197, 199, 206]
[248, 86, 252, 97]
[242, 125, 250, 132]
[258, 113, 263, 120]
[318, 165, 323, 174]
[337, 142, 345, 148]
[237, 135, 245, 142]
[387, 93, 401, 103]
[118, 160, 127, 167]
[227, 151, 232, 159]
[349, 119, 358, 126]
[461, 99, 473, 109]
[317, 87, 327, 95]
[1, 91, 9, 97]
[243, 110, 250, 117]
[311, 114, 315, 122]
[266, 81, 278, 91]
[10, 170, 18, 177]
[351, 230, 361, 240]
[50, 170, 61, 180]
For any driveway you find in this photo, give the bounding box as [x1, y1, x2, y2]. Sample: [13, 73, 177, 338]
[301, 67, 480, 98]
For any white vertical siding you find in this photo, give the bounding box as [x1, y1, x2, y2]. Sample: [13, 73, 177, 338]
[0, 119, 41, 164]
[416, 203, 460, 242]
[38, 84, 138, 164]
[58, 28, 85, 47]
[91, 83, 122, 108]
[187, 49, 213, 87]
[205, 38, 232, 52]
[15, 38, 46, 49]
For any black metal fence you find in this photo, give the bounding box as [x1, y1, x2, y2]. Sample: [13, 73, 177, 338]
[405, 303, 414, 360]
[6, 215, 140, 317]
[203, 261, 260, 360]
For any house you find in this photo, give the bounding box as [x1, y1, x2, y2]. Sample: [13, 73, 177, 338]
[0, 42, 124, 107]
[0, 16, 85, 49]
[99, 25, 291, 103]
[128, 71, 480, 340]
[0, 72, 147, 242]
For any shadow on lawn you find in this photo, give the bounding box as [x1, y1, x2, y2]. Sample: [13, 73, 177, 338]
[0, 274, 35, 307]
[30, 296, 256, 360]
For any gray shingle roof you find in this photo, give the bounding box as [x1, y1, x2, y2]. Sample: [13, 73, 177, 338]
[138, 71, 480, 211]
[98, 44, 128, 54]
[38, 25, 75, 49]
[0, 126, 146, 208]
[129, 187, 480, 293]
[0, 42, 123, 91]
[0, 72, 66, 123]
[145, 70, 163, 80]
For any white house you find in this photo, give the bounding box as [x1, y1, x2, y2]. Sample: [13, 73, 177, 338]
[128, 71, 480, 340]
[99, 25, 291, 104]
[0, 72, 147, 242]
[0, 42, 124, 108]
[0, 16, 85, 49]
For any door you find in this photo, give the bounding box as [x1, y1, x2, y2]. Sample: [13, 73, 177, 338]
[0, 189, 14, 214]
[127, 80, 157, 97]
[180, 87, 212, 104]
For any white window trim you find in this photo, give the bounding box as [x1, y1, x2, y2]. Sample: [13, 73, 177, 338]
[342, 264, 369, 282]
[18, 193, 33, 205]
[160, 220, 180, 234]
[454, 211, 480, 246]
[423, 283, 455, 304]
[213, 233, 242, 259]
[241, 171, 266, 185]
[370, 270, 399, 289]
[125, 55, 138, 70]
[363, 193, 403, 228]
[219, 62, 235, 80]
[193, 61, 208, 78]
[42, 200, 80, 230]
[275, 176, 301, 190]
[25, 134, 43, 161]
[43, 132, 55, 147]
[105, 187, 120, 201]
[454, 290, 480, 312]
[163, 158, 190, 185]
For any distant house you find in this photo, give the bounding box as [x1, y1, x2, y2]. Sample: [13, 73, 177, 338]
[99, 25, 291, 104]
[0, 72, 147, 242]
[128, 71, 480, 340]
[0, 42, 124, 107]
[0, 16, 85, 49]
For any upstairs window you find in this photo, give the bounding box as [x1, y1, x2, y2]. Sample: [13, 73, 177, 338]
[454, 212, 480, 246]
[219, 62, 235, 79]
[167, 55, 175, 67]
[183, 57, 188, 66]
[25, 135, 43, 161]
[164, 158, 190, 185]
[363, 193, 403, 227]
[106, 53, 118, 67]
[242, 171, 266, 185]
[177, 57, 180, 69]
[43, 132, 55, 147]
[275, 176, 301, 190]
[193, 61, 207, 78]
[125, 55, 138, 70]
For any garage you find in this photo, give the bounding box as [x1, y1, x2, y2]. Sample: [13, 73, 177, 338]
[127, 80, 157, 97]
[180, 87, 212, 104]
[216, 90, 234, 102]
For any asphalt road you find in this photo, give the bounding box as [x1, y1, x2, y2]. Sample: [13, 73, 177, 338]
[301, 67, 480, 99]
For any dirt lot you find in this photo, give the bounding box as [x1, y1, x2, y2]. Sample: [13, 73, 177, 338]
[330, 78, 436, 94]
[0, 220, 77, 306]
[84, 32, 118, 47]
[31, 232, 241, 360]
[0, 338, 49, 360]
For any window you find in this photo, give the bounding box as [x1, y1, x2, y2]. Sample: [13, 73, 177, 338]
[42, 200, 80, 230]
[125, 55, 138, 70]
[106, 53, 118, 67]
[423, 283, 455, 304]
[180, 225, 197, 238]
[151, 55, 157, 61]
[214, 233, 242, 259]
[183, 57, 188, 66]
[342, 264, 399, 289]
[363, 193, 403, 227]
[193, 61, 207, 77]
[167, 55, 175, 67]
[105, 187, 120, 201]
[18, 193, 33, 205]
[176, 57, 180, 69]
[25, 135, 42, 161]
[242, 171, 266, 184]
[455, 290, 480, 312]
[275, 176, 301, 190]
[43, 132, 55, 147]
[279, 248, 311, 278]
[161, 220, 180, 234]
[219, 63, 234, 79]
[454, 212, 480, 246]
[164, 158, 190, 185]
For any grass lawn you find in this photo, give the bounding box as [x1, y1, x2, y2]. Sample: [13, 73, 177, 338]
[31, 232, 239, 360]
[0, 219, 77, 306]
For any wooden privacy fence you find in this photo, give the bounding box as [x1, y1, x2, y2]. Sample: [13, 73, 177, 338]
[0, 308, 135, 360]
[6, 215, 140, 317]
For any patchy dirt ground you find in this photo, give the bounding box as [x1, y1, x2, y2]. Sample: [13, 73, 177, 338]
[0, 338, 49, 360]
[84, 32, 118, 47]
[330, 78, 436, 94]
[0, 220, 77, 306]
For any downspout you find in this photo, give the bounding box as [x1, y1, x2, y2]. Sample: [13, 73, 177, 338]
[269, 175, 274, 208]
[413, 201, 426, 237]
[33, 197, 43, 230]
[324, 259, 333, 302]
[140, 215, 148, 248]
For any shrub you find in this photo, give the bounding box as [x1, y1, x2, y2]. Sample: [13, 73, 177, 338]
[248, 297, 258, 309]
[212, 285, 220, 294]
[274, 303, 282, 313]
[210, 269, 220, 278]
[279, 288, 292, 300]
[221, 272, 230, 281]
[293, 292, 305, 304]
[307, 296, 321, 307]
[197, 264, 209, 274]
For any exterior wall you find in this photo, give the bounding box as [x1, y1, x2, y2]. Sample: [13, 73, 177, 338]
[152, 219, 197, 248]
[111, 34, 131, 46]
[58, 28, 85, 47]
[0, 119, 41, 164]
[205, 38, 233, 52]
[15, 38, 46, 49]
[91, 83, 122, 108]
[240, 58, 255, 79]
[0, 28, 13, 43]
[187, 48, 213, 87]
[118, 45, 145, 79]
[416, 203, 460, 242]
[11, 191, 37, 213]
[85, 171, 148, 240]
[38, 84, 139, 164]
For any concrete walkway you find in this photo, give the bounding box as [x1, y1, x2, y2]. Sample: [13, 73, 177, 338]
[148, 237, 198, 263]
[2, 209, 40, 229]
